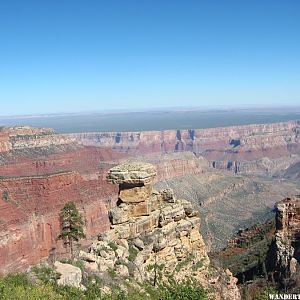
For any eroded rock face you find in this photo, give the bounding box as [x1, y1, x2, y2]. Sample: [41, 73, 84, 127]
[0, 172, 115, 274]
[80, 162, 240, 300]
[272, 196, 300, 281]
[66, 120, 300, 177]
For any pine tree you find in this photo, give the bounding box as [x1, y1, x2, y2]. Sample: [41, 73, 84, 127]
[57, 201, 86, 257]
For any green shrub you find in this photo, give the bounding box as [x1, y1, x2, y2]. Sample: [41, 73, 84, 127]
[0, 271, 208, 300]
[83, 275, 102, 299]
[2, 191, 9, 202]
[254, 287, 278, 300]
[0, 273, 30, 288]
[108, 242, 118, 252]
[175, 254, 194, 272]
[157, 277, 208, 300]
[31, 265, 58, 283]
[0, 274, 60, 300]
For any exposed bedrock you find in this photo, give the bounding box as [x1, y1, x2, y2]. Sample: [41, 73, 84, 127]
[1, 121, 299, 177]
[268, 196, 300, 284]
[0, 172, 116, 274]
[155, 171, 300, 251]
[0, 151, 208, 273]
[78, 162, 240, 300]
[64, 120, 300, 176]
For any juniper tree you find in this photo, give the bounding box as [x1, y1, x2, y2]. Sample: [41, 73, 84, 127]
[57, 201, 85, 257]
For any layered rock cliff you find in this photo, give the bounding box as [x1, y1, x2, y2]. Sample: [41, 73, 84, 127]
[270, 195, 300, 285]
[78, 162, 240, 299]
[0, 172, 116, 273]
[1, 121, 299, 177]
[64, 120, 300, 176]
[0, 126, 74, 153]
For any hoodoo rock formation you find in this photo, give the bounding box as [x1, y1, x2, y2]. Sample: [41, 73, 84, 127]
[78, 162, 240, 299]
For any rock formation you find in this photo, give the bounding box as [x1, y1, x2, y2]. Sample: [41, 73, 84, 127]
[78, 162, 240, 299]
[2, 120, 300, 178]
[272, 196, 300, 283]
[64, 120, 300, 176]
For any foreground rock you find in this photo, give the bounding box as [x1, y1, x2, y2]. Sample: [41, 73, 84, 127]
[54, 261, 85, 290]
[79, 162, 240, 300]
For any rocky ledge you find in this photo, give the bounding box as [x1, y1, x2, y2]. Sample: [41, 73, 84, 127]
[78, 162, 240, 299]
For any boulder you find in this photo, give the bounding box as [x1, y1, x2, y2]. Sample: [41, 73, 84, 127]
[176, 219, 192, 236]
[54, 261, 83, 289]
[179, 199, 195, 216]
[79, 250, 96, 262]
[153, 236, 168, 252]
[116, 239, 129, 249]
[107, 162, 156, 185]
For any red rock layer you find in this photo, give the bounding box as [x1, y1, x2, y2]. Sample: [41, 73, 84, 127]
[0, 147, 127, 177]
[0, 172, 117, 274]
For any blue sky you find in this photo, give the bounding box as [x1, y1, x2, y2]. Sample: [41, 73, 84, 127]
[0, 0, 300, 115]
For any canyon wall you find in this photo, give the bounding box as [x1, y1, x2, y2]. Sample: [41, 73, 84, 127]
[1, 121, 299, 176]
[64, 120, 298, 153]
[0, 126, 73, 153]
[0, 172, 116, 273]
[64, 120, 300, 176]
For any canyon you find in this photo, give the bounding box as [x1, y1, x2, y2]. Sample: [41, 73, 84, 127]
[0, 120, 299, 275]
[210, 195, 300, 296]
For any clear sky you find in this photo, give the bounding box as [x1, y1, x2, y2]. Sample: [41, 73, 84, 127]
[1, 0, 300, 115]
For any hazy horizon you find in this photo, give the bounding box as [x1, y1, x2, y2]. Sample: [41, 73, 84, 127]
[1, 104, 300, 118]
[1, 106, 300, 133]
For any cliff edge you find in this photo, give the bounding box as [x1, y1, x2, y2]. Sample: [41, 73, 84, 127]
[78, 162, 240, 299]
